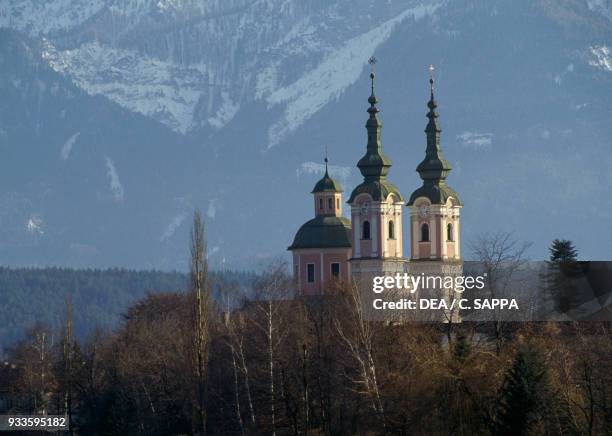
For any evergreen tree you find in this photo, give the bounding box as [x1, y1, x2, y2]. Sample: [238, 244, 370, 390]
[547, 239, 580, 313]
[452, 330, 471, 364]
[549, 239, 578, 263]
[494, 342, 550, 435]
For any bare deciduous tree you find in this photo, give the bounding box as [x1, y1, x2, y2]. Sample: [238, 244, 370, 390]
[60, 294, 74, 435]
[470, 231, 531, 354]
[332, 280, 386, 432]
[190, 209, 212, 435]
[251, 261, 292, 435]
[219, 278, 254, 434]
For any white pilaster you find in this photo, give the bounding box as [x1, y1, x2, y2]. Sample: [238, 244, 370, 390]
[371, 209, 378, 257]
[382, 207, 388, 258]
[396, 206, 402, 257]
[441, 215, 448, 260]
[430, 216, 437, 258]
[455, 213, 461, 259]
[412, 216, 419, 260]
[353, 210, 361, 258]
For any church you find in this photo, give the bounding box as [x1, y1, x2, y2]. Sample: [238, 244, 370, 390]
[288, 65, 462, 295]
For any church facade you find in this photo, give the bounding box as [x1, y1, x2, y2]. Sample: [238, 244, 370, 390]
[288, 69, 462, 295]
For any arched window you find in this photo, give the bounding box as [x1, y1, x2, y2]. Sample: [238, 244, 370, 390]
[328, 198, 333, 210]
[336, 198, 340, 209]
[362, 220, 371, 240]
[319, 198, 323, 210]
[447, 223, 454, 241]
[421, 223, 429, 242]
[388, 220, 395, 239]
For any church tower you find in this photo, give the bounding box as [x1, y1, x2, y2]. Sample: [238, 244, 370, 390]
[288, 156, 352, 295]
[348, 65, 406, 280]
[407, 68, 462, 268]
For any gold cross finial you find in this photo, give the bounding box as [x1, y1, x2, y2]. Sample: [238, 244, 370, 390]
[368, 56, 377, 70]
[428, 64, 435, 94]
[368, 57, 377, 95]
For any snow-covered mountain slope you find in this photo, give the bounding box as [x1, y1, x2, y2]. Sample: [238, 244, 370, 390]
[6, 0, 443, 140]
[42, 40, 210, 133]
[0, 0, 611, 269]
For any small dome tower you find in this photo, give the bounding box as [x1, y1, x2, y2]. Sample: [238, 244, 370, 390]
[288, 155, 352, 295]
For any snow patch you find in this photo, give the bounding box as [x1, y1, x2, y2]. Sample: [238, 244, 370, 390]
[26, 215, 44, 235]
[43, 40, 208, 133]
[60, 132, 80, 161]
[456, 131, 493, 150]
[206, 199, 217, 220]
[265, 3, 442, 149]
[105, 157, 124, 202]
[589, 46, 612, 72]
[297, 161, 352, 185]
[160, 212, 187, 241]
[207, 92, 240, 129]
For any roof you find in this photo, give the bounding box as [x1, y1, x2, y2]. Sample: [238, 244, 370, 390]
[311, 171, 343, 193]
[348, 179, 403, 203]
[407, 182, 462, 206]
[288, 215, 352, 250]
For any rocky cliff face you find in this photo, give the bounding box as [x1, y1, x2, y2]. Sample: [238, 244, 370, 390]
[0, 0, 611, 269]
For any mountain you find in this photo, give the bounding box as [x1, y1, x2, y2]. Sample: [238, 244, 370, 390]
[0, 0, 611, 269]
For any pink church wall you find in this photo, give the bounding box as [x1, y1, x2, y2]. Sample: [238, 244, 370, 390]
[419, 242, 431, 258]
[359, 239, 372, 257]
[447, 242, 455, 258]
[297, 252, 321, 295]
[387, 238, 397, 256]
[322, 252, 350, 283]
[293, 248, 351, 296]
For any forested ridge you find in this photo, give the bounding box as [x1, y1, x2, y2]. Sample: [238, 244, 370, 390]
[0, 267, 255, 352]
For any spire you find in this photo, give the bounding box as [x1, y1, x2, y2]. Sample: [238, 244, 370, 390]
[357, 57, 392, 181]
[428, 63, 435, 101]
[324, 146, 329, 176]
[417, 64, 451, 183]
[368, 58, 378, 108]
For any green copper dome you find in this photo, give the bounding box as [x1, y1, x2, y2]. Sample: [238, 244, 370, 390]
[349, 179, 402, 203]
[311, 168, 343, 193]
[408, 182, 461, 206]
[288, 216, 352, 250]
